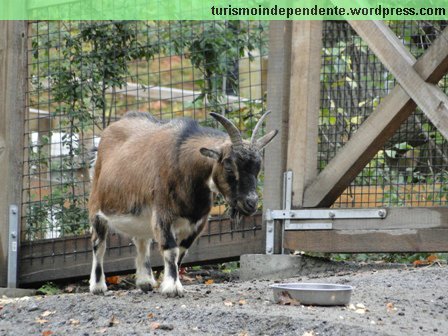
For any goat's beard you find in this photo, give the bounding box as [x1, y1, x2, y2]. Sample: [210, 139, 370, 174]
[229, 207, 242, 230]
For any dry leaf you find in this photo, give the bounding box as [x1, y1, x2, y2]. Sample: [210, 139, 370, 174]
[147, 312, 155, 319]
[181, 274, 195, 282]
[348, 303, 368, 314]
[42, 330, 53, 336]
[41, 310, 55, 317]
[386, 302, 397, 313]
[224, 300, 234, 307]
[94, 327, 108, 334]
[35, 317, 49, 325]
[106, 276, 121, 285]
[303, 331, 317, 336]
[413, 259, 430, 267]
[150, 322, 161, 330]
[205, 279, 214, 285]
[69, 319, 80, 326]
[64, 285, 75, 293]
[427, 255, 439, 263]
[108, 315, 119, 327]
[277, 291, 300, 306]
[238, 299, 247, 306]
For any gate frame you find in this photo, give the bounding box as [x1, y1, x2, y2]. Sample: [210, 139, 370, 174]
[265, 21, 448, 254]
[0, 21, 27, 288]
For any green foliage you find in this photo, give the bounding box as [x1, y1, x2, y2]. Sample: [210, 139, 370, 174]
[330, 252, 448, 264]
[37, 282, 62, 295]
[163, 21, 266, 111]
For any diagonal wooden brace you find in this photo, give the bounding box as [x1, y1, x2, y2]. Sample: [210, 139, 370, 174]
[303, 23, 448, 208]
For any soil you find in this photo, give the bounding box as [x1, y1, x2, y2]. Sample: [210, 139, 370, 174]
[1, 261, 448, 336]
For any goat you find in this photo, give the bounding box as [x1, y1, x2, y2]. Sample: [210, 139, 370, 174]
[88, 111, 277, 297]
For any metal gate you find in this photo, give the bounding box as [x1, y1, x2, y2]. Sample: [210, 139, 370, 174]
[265, 21, 448, 254]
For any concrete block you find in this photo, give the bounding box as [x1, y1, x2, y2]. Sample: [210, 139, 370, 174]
[0, 288, 36, 298]
[240, 254, 303, 281]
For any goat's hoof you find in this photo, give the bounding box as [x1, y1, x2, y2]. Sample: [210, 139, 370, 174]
[136, 276, 157, 293]
[90, 282, 107, 295]
[138, 283, 153, 293]
[160, 278, 184, 298]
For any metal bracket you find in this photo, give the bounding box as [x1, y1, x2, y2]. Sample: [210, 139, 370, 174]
[8, 205, 19, 288]
[265, 171, 388, 254]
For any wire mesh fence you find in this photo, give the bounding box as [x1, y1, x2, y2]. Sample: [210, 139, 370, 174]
[20, 19, 448, 280]
[23, 21, 268, 253]
[320, 20, 448, 208]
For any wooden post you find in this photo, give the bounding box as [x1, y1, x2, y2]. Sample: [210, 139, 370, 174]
[0, 21, 27, 287]
[263, 21, 292, 253]
[286, 21, 322, 208]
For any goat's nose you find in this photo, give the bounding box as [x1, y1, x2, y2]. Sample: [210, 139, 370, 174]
[245, 195, 258, 210]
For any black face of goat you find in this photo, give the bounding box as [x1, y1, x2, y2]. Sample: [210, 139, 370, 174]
[200, 112, 277, 217]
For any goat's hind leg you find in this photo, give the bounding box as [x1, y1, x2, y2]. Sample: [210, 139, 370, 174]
[133, 238, 157, 293]
[89, 214, 108, 294]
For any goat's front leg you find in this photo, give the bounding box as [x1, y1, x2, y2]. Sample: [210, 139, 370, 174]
[156, 219, 184, 297]
[133, 238, 157, 293]
[178, 217, 207, 267]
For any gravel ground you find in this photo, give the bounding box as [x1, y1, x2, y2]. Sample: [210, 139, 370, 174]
[1, 263, 447, 336]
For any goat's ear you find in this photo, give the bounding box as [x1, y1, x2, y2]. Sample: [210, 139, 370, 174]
[256, 130, 278, 150]
[200, 147, 221, 160]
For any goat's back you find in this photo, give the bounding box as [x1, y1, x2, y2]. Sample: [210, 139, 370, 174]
[89, 113, 177, 215]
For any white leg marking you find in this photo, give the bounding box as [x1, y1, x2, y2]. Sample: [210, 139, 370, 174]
[134, 238, 157, 292]
[89, 241, 107, 294]
[160, 247, 184, 297]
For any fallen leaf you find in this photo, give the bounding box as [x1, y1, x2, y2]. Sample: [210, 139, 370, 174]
[94, 327, 108, 334]
[413, 259, 430, 267]
[277, 291, 300, 306]
[386, 302, 397, 313]
[147, 312, 155, 319]
[303, 331, 317, 336]
[348, 303, 368, 314]
[64, 285, 75, 293]
[41, 310, 55, 317]
[108, 315, 119, 327]
[69, 319, 80, 326]
[42, 330, 53, 336]
[224, 300, 234, 307]
[181, 274, 195, 282]
[238, 299, 247, 306]
[106, 276, 121, 285]
[35, 317, 49, 325]
[427, 255, 439, 263]
[150, 322, 161, 330]
[205, 279, 214, 285]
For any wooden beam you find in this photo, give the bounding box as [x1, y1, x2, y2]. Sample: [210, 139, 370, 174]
[349, 21, 448, 141]
[284, 207, 448, 252]
[286, 21, 322, 207]
[264, 21, 293, 253]
[303, 25, 448, 207]
[0, 22, 27, 287]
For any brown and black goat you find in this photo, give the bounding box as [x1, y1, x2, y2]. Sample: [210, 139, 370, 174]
[88, 111, 277, 297]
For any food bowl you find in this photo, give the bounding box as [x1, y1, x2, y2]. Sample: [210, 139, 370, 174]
[270, 283, 353, 306]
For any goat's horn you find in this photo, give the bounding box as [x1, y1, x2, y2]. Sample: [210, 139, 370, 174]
[251, 110, 271, 144]
[210, 112, 243, 147]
